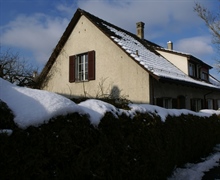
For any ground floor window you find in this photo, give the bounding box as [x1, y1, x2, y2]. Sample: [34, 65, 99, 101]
[156, 95, 186, 109]
[207, 99, 213, 109]
[191, 99, 203, 112]
[156, 98, 173, 109]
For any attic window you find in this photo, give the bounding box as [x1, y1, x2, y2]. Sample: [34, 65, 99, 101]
[189, 63, 196, 77]
[69, 51, 95, 82]
[201, 68, 208, 81]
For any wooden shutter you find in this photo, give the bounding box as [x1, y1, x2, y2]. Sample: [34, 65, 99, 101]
[213, 100, 217, 110]
[172, 98, 177, 109]
[69, 55, 75, 82]
[88, 50, 95, 80]
[156, 98, 163, 107]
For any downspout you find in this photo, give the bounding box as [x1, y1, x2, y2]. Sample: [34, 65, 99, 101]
[203, 91, 213, 109]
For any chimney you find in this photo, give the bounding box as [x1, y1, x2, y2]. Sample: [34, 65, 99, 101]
[136, 22, 145, 39]
[167, 41, 173, 50]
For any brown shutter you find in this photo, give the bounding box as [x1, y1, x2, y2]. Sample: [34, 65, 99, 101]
[156, 98, 163, 107]
[172, 98, 177, 109]
[213, 99, 217, 110]
[88, 50, 95, 80]
[69, 55, 75, 82]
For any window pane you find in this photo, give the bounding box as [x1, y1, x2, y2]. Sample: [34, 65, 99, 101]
[75, 53, 89, 81]
[189, 63, 195, 76]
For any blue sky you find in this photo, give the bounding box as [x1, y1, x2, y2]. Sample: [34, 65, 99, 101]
[0, 0, 219, 79]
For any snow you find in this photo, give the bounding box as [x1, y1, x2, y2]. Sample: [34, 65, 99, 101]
[1, 78, 219, 129]
[78, 99, 119, 125]
[1, 78, 220, 178]
[200, 109, 220, 116]
[0, 78, 84, 128]
[168, 144, 220, 180]
[105, 24, 220, 90]
[127, 104, 210, 122]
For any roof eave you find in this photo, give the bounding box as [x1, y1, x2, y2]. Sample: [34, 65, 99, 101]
[36, 8, 83, 88]
[158, 76, 220, 91]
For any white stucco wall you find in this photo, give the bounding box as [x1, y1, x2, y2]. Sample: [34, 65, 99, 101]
[156, 50, 189, 75]
[42, 15, 150, 103]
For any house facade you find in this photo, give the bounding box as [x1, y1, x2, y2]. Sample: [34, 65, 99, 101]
[38, 8, 220, 111]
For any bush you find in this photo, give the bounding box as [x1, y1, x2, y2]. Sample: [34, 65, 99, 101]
[0, 110, 220, 179]
[0, 100, 17, 129]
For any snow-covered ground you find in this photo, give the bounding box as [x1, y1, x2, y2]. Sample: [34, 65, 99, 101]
[168, 144, 220, 180]
[1, 77, 220, 179]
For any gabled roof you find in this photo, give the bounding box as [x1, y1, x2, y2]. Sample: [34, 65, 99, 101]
[37, 8, 220, 90]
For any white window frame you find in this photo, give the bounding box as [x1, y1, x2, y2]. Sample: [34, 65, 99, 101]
[75, 53, 88, 81]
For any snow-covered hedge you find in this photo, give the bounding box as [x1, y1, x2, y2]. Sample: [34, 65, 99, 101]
[1, 78, 220, 179]
[1, 109, 220, 179]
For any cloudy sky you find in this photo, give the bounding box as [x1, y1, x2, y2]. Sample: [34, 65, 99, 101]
[0, 0, 219, 78]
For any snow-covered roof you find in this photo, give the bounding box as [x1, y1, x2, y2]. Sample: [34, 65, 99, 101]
[81, 9, 220, 90]
[92, 21, 219, 90]
[38, 8, 220, 90]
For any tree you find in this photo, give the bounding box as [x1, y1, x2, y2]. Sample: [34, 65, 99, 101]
[194, 1, 220, 69]
[0, 47, 38, 87]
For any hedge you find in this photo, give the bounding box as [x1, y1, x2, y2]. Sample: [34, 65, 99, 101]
[1, 103, 220, 179]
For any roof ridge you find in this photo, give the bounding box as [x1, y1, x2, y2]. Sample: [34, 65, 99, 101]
[79, 8, 161, 53]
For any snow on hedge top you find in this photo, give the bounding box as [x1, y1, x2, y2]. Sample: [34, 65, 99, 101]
[0, 78, 83, 128]
[0, 78, 219, 129]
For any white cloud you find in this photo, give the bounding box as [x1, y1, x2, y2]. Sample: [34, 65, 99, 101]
[175, 36, 214, 58]
[0, 0, 215, 68]
[77, 0, 205, 36]
[1, 13, 68, 64]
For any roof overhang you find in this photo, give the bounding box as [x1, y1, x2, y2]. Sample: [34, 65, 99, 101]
[157, 76, 220, 91]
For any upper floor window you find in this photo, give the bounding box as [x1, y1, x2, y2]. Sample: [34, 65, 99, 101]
[69, 51, 95, 82]
[201, 68, 208, 81]
[76, 53, 88, 81]
[189, 63, 195, 77]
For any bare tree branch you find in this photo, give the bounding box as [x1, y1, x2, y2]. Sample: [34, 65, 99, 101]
[0, 47, 38, 87]
[194, 1, 220, 67]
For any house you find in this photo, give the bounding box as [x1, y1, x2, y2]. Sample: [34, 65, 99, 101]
[37, 8, 220, 111]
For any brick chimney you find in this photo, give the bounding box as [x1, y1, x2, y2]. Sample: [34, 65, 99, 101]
[167, 41, 173, 50]
[136, 22, 145, 39]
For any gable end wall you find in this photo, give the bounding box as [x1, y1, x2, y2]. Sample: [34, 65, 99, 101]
[42, 15, 150, 103]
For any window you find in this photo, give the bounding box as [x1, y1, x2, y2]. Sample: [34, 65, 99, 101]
[76, 53, 88, 81]
[156, 97, 173, 109]
[217, 100, 220, 109]
[207, 99, 213, 109]
[69, 51, 95, 82]
[191, 99, 203, 111]
[164, 98, 172, 108]
[189, 63, 195, 77]
[201, 68, 208, 81]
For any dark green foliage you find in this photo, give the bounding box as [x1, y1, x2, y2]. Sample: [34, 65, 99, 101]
[71, 97, 131, 109]
[0, 100, 17, 129]
[1, 110, 220, 179]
